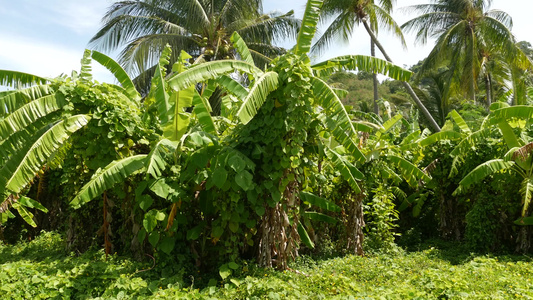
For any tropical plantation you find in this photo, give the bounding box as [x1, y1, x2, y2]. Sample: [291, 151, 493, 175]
[2, 0, 533, 298]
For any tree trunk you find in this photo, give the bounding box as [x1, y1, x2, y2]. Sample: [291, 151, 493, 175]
[471, 78, 477, 104]
[362, 20, 441, 133]
[371, 38, 379, 115]
[257, 176, 300, 269]
[345, 192, 365, 256]
[485, 73, 492, 111]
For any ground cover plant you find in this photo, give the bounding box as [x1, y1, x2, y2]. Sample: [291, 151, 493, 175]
[2, 232, 533, 299]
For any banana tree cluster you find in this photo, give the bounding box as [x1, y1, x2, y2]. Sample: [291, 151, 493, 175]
[452, 104, 533, 221]
[1, 0, 424, 270]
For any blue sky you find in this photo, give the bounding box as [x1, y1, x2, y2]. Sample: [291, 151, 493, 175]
[1, 0, 531, 83]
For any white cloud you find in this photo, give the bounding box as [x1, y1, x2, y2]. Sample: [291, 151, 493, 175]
[41, 0, 111, 34]
[0, 34, 114, 83]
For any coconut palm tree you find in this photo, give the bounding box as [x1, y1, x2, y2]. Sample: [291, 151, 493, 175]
[313, 0, 441, 132]
[89, 0, 300, 92]
[401, 0, 530, 105]
[314, 0, 405, 115]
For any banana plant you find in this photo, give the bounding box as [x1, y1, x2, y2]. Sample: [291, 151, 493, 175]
[453, 105, 533, 222]
[68, 0, 414, 267]
[0, 49, 142, 226]
[357, 113, 432, 188]
[68, 44, 267, 256]
[70, 46, 217, 208]
[220, 0, 414, 267]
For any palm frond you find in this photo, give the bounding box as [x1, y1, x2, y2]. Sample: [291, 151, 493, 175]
[312, 55, 412, 82]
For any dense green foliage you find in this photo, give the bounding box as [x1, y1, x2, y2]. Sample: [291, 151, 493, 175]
[2, 1, 533, 298]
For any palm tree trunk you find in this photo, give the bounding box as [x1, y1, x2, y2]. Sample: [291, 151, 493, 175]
[371, 38, 379, 115]
[485, 73, 492, 111]
[471, 79, 477, 104]
[362, 20, 441, 132]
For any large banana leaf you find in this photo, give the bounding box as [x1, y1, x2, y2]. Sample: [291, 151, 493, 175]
[237, 72, 279, 124]
[300, 191, 341, 212]
[192, 91, 217, 134]
[0, 70, 49, 88]
[0, 85, 54, 117]
[0, 113, 61, 160]
[448, 110, 471, 134]
[510, 142, 533, 164]
[0, 93, 67, 139]
[215, 75, 248, 99]
[146, 139, 178, 178]
[215, 75, 249, 100]
[353, 121, 381, 133]
[167, 60, 263, 92]
[160, 50, 196, 141]
[312, 77, 365, 162]
[483, 106, 533, 127]
[453, 159, 515, 195]
[490, 102, 510, 111]
[70, 154, 147, 209]
[0, 114, 91, 198]
[312, 55, 412, 82]
[324, 146, 363, 193]
[303, 211, 337, 224]
[11, 196, 49, 227]
[295, 0, 323, 55]
[163, 88, 194, 141]
[149, 45, 173, 125]
[498, 121, 522, 149]
[352, 110, 383, 125]
[520, 178, 533, 217]
[375, 114, 402, 140]
[399, 130, 421, 148]
[230, 32, 255, 66]
[91, 50, 139, 101]
[297, 222, 315, 249]
[419, 131, 463, 147]
[388, 155, 431, 187]
[450, 128, 493, 158]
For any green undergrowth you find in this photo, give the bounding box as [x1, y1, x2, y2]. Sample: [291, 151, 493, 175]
[2, 232, 533, 299]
